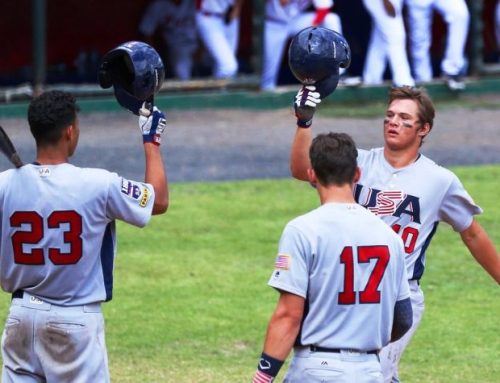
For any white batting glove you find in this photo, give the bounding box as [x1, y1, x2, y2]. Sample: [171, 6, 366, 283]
[138, 105, 166, 145]
[294, 85, 322, 128]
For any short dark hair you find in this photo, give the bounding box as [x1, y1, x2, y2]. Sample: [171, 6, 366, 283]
[309, 132, 358, 186]
[27, 90, 80, 146]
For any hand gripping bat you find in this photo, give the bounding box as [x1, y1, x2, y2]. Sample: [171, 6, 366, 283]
[0, 126, 24, 168]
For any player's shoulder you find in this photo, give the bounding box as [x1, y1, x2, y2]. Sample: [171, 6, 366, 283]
[416, 154, 460, 182]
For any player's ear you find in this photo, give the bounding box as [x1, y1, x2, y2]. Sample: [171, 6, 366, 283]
[353, 166, 361, 183]
[418, 122, 431, 137]
[307, 167, 317, 185]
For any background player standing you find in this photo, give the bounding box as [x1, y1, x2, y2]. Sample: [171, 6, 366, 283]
[196, 0, 244, 79]
[361, 0, 415, 86]
[0, 90, 168, 382]
[138, 0, 198, 81]
[260, 0, 347, 91]
[405, 0, 470, 90]
[253, 132, 412, 383]
[290, 84, 500, 382]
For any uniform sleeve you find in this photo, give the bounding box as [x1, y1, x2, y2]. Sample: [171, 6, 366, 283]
[438, 173, 482, 232]
[268, 224, 310, 298]
[106, 174, 155, 228]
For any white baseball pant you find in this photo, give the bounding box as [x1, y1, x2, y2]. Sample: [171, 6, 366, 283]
[362, 0, 415, 86]
[379, 280, 425, 383]
[1, 291, 108, 383]
[196, 12, 240, 79]
[406, 0, 470, 81]
[284, 347, 383, 383]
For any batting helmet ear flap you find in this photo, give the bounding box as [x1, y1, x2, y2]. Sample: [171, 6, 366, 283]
[315, 71, 340, 99]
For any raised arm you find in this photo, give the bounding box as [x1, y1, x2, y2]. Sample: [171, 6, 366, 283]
[290, 86, 321, 181]
[460, 219, 500, 284]
[139, 107, 168, 215]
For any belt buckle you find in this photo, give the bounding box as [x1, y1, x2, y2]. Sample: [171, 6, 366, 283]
[343, 349, 361, 356]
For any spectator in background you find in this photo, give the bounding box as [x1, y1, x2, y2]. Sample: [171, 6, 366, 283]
[361, 0, 415, 87]
[260, 0, 360, 92]
[196, 0, 244, 79]
[138, 0, 198, 81]
[405, 0, 470, 90]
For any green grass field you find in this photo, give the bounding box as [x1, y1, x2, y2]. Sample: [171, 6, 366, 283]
[0, 165, 499, 382]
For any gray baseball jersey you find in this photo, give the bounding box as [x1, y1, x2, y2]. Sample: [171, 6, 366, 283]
[269, 202, 410, 351]
[0, 163, 154, 306]
[355, 148, 482, 280]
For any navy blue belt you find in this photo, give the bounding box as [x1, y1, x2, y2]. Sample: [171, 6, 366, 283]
[310, 345, 378, 355]
[12, 290, 23, 300]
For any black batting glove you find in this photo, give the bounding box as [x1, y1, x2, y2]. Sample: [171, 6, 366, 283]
[294, 85, 322, 128]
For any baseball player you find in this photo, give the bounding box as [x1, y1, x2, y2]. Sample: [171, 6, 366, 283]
[261, 0, 357, 91]
[289, 84, 500, 382]
[361, 0, 415, 87]
[0, 90, 168, 382]
[196, 0, 244, 78]
[253, 132, 412, 383]
[405, 0, 470, 91]
[138, 0, 198, 81]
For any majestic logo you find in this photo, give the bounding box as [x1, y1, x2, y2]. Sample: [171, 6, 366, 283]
[354, 184, 421, 223]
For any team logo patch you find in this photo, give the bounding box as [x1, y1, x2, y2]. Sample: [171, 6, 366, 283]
[274, 254, 291, 270]
[121, 178, 151, 207]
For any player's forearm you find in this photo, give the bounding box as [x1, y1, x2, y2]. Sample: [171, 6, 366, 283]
[262, 312, 301, 360]
[144, 143, 168, 214]
[290, 127, 312, 181]
[461, 221, 500, 284]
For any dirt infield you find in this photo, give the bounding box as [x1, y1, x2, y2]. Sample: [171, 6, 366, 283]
[1, 104, 500, 182]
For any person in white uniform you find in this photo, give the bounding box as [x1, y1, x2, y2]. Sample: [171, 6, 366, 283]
[138, 0, 198, 81]
[0, 90, 168, 382]
[252, 132, 413, 383]
[196, 0, 245, 78]
[289, 84, 500, 382]
[261, 0, 351, 91]
[405, 0, 470, 90]
[361, 0, 415, 87]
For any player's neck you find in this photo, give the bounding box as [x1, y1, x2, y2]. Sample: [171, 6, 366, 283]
[318, 184, 356, 205]
[36, 146, 69, 165]
[383, 146, 421, 169]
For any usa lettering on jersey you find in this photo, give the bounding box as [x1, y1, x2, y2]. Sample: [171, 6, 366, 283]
[354, 184, 421, 223]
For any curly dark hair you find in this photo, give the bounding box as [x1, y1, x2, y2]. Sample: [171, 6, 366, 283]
[27, 90, 80, 146]
[309, 132, 358, 186]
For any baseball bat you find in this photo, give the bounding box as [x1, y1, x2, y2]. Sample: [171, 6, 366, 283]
[0, 126, 24, 168]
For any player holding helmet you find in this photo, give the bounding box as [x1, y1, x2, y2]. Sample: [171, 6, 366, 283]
[0, 42, 169, 382]
[288, 28, 500, 381]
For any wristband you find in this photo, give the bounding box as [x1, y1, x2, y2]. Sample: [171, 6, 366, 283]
[143, 134, 161, 146]
[296, 118, 312, 128]
[253, 352, 284, 383]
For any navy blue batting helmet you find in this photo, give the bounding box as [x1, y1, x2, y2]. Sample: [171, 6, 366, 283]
[288, 27, 351, 97]
[98, 41, 165, 115]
